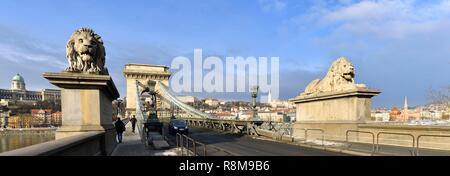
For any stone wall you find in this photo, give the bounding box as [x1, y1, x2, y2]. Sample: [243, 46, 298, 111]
[293, 123, 450, 151]
[357, 124, 450, 151]
[293, 122, 360, 141]
[0, 131, 113, 156]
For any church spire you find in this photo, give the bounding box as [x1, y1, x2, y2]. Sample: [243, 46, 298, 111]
[404, 96, 408, 110]
[403, 96, 409, 121]
[268, 89, 272, 104]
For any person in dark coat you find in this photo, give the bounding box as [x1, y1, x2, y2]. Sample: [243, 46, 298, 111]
[115, 118, 126, 143]
[130, 116, 137, 133]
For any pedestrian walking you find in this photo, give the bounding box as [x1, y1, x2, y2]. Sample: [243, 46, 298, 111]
[115, 118, 126, 143]
[130, 116, 137, 133]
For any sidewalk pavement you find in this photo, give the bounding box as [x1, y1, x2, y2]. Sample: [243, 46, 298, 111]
[111, 122, 177, 156]
[290, 139, 450, 156]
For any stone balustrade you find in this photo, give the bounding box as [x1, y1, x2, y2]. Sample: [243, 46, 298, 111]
[0, 131, 110, 156]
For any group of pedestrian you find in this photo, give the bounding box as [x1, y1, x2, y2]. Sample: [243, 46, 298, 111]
[114, 115, 137, 143]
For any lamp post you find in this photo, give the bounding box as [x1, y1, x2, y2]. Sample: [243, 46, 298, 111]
[116, 99, 122, 120]
[250, 86, 260, 121]
[140, 80, 163, 137]
[144, 80, 158, 120]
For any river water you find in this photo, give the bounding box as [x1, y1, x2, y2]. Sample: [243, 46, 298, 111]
[0, 133, 55, 153]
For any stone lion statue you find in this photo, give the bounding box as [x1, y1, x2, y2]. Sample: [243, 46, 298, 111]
[302, 57, 366, 95]
[65, 27, 107, 74]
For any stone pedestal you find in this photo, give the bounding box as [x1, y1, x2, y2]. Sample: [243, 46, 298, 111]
[290, 88, 380, 140]
[43, 72, 120, 154]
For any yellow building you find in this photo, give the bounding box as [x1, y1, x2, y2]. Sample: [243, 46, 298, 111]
[8, 114, 33, 128]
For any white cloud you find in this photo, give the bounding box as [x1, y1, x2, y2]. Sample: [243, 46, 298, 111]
[293, 0, 450, 39]
[0, 26, 66, 69]
[0, 43, 66, 68]
[323, 1, 403, 22]
[259, 0, 287, 12]
[276, 0, 450, 106]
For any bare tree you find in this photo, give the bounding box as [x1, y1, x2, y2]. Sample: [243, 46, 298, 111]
[428, 86, 450, 109]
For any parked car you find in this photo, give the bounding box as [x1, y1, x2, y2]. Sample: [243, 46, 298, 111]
[168, 119, 189, 135]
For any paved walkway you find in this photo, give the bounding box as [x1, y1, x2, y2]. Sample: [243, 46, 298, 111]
[263, 137, 450, 156]
[111, 123, 450, 156]
[111, 123, 178, 156]
[325, 141, 450, 156]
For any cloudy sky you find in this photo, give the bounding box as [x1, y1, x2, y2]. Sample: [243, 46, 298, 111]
[0, 0, 449, 108]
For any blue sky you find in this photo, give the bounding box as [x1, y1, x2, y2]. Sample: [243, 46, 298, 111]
[0, 0, 449, 108]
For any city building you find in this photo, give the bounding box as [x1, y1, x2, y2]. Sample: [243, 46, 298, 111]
[204, 98, 219, 107]
[0, 106, 10, 128]
[389, 107, 402, 121]
[31, 109, 52, 127]
[420, 111, 444, 120]
[257, 111, 287, 122]
[6, 109, 62, 128]
[50, 111, 62, 127]
[235, 110, 292, 122]
[0, 74, 61, 103]
[267, 90, 295, 108]
[214, 112, 235, 120]
[7, 114, 33, 128]
[371, 111, 390, 122]
[176, 95, 199, 105]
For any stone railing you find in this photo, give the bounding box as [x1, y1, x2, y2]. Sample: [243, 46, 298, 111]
[0, 131, 112, 156]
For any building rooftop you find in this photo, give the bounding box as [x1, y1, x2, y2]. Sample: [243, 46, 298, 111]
[11, 73, 24, 82]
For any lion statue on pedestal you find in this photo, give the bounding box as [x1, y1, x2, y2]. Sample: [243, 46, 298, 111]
[65, 27, 107, 74]
[302, 57, 366, 95]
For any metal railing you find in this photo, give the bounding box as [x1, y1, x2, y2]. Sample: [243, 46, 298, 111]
[176, 133, 207, 156]
[376, 132, 415, 156]
[293, 128, 307, 143]
[305, 129, 325, 146]
[416, 134, 450, 156]
[346, 130, 376, 154]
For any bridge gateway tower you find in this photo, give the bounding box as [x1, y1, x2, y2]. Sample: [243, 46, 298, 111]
[123, 64, 171, 117]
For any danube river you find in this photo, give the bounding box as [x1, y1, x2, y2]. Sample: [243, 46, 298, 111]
[0, 129, 55, 153]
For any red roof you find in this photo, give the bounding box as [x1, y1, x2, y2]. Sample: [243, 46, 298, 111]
[31, 109, 52, 114]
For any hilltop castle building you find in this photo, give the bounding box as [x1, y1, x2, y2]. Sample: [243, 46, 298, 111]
[0, 74, 61, 104]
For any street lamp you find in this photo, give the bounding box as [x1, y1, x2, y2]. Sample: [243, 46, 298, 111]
[250, 86, 260, 121]
[116, 99, 123, 120]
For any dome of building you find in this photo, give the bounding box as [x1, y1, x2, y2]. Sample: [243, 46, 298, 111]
[11, 74, 25, 82]
[11, 73, 26, 91]
[390, 107, 401, 116]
